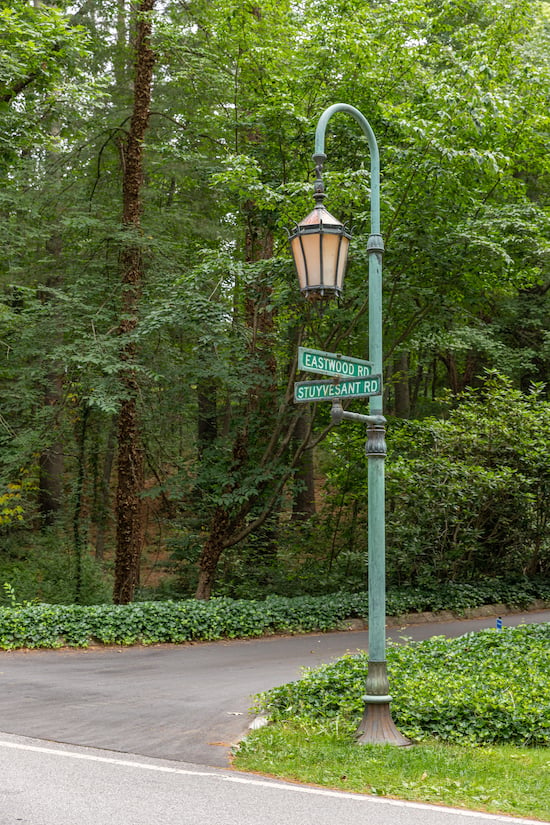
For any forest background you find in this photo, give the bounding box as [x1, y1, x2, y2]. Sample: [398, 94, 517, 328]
[1, 0, 549, 607]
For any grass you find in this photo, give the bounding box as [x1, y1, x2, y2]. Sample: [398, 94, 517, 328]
[235, 625, 550, 819]
[234, 722, 550, 821]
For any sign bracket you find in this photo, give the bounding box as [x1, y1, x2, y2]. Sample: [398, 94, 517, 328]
[330, 400, 384, 426]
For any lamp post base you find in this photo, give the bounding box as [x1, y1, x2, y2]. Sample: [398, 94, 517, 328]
[356, 700, 412, 746]
[356, 660, 411, 746]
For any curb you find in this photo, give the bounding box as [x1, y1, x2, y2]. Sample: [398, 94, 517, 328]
[342, 600, 550, 631]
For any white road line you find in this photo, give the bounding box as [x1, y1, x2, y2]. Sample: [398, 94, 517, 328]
[0, 737, 541, 824]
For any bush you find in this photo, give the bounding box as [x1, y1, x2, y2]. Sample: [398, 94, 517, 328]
[321, 374, 550, 585]
[0, 577, 548, 650]
[257, 623, 550, 746]
[0, 531, 112, 606]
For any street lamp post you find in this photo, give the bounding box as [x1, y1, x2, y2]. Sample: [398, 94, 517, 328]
[290, 103, 410, 746]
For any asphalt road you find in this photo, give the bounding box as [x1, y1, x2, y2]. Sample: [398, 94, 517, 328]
[1, 609, 549, 825]
[0, 732, 543, 825]
[1, 608, 548, 768]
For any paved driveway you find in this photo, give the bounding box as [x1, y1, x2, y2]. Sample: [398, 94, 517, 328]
[0, 609, 548, 767]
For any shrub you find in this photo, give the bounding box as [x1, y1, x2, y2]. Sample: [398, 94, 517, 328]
[257, 623, 550, 746]
[321, 374, 550, 585]
[0, 529, 112, 606]
[0, 577, 548, 650]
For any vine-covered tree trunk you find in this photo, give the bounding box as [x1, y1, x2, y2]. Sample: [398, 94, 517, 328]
[113, 0, 156, 604]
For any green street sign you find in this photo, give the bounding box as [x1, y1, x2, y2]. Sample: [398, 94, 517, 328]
[294, 375, 382, 403]
[298, 346, 373, 379]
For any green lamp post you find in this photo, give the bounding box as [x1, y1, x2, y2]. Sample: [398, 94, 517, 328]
[289, 103, 410, 746]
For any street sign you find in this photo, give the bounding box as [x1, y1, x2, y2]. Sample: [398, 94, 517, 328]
[298, 346, 373, 378]
[294, 375, 382, 403]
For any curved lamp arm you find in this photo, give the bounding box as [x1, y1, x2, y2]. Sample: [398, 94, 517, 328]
[314, 103, 381, 236]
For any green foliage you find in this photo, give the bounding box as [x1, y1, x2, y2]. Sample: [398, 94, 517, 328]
[388, 375, 550, 581]
[0, 593, 354, 649]
[257, 623, 550, 746]
[0, 531, 112, 606]
[0, 482, 25, 527]
[387, 578, 550, 613]
[1, 582, 28, 608]
[321, 374, 550, 585]
[0, 0, 93, 163]
[0, 578, 548, 650]
[1, 0, 550, 600]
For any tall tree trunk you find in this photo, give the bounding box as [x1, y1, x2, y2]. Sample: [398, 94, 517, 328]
[113, 0, 155, 604]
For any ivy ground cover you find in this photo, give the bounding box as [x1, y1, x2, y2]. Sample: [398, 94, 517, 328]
[1, 578, 549, 650]
[255, 623, 550, 746]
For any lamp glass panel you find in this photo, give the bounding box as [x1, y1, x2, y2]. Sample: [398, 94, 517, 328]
[298, 231, 321, 289]
[320, 231, 342, 287]
[336, 235, 350, 290]
[290, 235, 308, 291]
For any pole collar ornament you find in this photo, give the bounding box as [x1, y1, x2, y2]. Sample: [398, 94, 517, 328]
[366, 417, 387, 457]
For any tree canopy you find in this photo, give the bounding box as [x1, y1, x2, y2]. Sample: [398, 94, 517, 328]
[0, 0, 549, 603]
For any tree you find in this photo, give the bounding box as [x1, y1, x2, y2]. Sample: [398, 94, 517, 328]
[0, 0, 94, 531]
[113, 0, 156, 604]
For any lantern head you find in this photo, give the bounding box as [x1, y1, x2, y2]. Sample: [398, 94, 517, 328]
[289, 204, 351, 299]
[289, 153, 351, 299]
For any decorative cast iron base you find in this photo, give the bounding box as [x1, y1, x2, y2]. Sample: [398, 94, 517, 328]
[356, 701, 412, 746]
